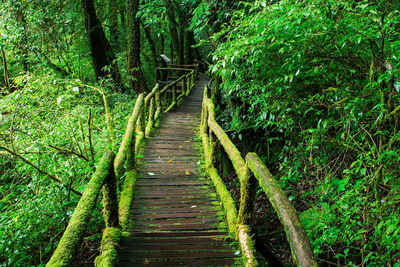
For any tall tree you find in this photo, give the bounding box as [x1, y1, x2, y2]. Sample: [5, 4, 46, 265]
[108, 0, 120, 49]
[164, 0, 182, 65]
[82, 0, 122, 89]
[127, 0, 147, 92]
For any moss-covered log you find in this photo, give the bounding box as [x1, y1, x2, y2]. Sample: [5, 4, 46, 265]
[159, 73, 187, 94]
[237, 224, 259, 267]
[246, 153, 317, 267]
[114, 94, 144, 178]
[164, 101, 177, 113]
[145, 97, 155, 137]
[119, 169, 137, 231]
[201, 131, 238, 234]
[204, 99, 247, 181]
[94, 227, 121, 267]
[46, 150, 115, 267]
[144, 83, 159, 104]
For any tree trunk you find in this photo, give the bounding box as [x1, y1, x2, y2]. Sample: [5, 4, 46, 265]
[178, 27, 185, 65]
[164, 0, 181, 64]
[82, 0, 122, 90]
[127, 0, 147, 92]
[184, 30, 195, 65]
[109, 0, 120, 50]
[15, 1, 29, 72]
[142, 24, 158, 67]
[1, 47, 11, 93]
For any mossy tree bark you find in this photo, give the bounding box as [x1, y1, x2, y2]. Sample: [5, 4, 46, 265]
[82, 0, 122, 90]
[127, 0, 147, 92]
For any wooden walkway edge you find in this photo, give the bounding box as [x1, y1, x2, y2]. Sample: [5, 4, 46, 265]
[118, 75, 239, 266]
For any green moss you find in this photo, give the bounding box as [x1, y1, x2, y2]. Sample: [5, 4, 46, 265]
[237, 224, 259, 267]
[201, 132, 238, 235]
[118, 169, 137, 231]
[163, 101, 177, 113]
[47, 151, 114, 267]
[246, 153, 317, 267]
[94, 227, 121, 267]
[114, 94, 144, 178]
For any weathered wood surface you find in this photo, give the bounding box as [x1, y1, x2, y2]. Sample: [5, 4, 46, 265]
[118, 75, 238, 266]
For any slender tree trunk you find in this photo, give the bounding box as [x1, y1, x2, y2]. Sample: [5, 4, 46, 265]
[164, 0, 182, 64]
[161, 32, 165, 54]
[184, 30, 195, 65]
[142, 24, 158, 66]
[178, 27, 185, 65]
[1, 47, 11, 93]
[127, 0, 147, 92]
[109, 0, 119, 50]
[82, 0, 122, 90]
[15, 1, 29, 72]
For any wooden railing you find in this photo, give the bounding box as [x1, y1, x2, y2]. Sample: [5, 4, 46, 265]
[46, 65, 198, 267]
[155, 63, 199, 85]
[201, 84, 317, 267]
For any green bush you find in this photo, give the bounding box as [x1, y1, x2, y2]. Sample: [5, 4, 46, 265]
[204, 0, 400, 265]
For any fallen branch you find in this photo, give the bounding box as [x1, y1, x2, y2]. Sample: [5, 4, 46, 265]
[48, 145, 89, 161]
[0, 145, 82, 196]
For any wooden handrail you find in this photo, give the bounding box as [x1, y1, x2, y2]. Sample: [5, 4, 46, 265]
[47, 68, 198, 266]
[201, 84, 317, 267]
[47, 151, 115, 267]
[114, 93, 144, 178]
[246, 153, 317, 266]
[156, 67, 194, 72]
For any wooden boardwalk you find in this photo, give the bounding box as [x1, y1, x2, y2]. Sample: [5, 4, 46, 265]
[118, 75, 238, 266]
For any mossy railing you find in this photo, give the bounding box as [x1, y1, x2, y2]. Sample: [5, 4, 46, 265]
[201, 85, 317, 267]
[46, 64, 198, 267]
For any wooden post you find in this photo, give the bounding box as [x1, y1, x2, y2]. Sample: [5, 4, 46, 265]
[102, 164, 119, 228]
[145, 97, 155, 137]
[172, 84, 176, 102]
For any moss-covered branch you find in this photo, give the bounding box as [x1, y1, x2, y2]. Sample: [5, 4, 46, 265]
[238, 224, 259, 267]
[94, 227, 121, 267]
[118, 169, 137, 231]
[0, 145, 82, 197]
[246, 153, 317, 267]
[114, 94, 144, 178]
[46, 150, 115, 267]
[204, 98, 247, 181]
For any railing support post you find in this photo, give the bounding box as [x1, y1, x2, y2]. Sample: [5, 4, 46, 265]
[102, 166, 119, 228]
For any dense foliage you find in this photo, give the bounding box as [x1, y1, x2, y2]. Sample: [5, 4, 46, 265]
[0, 0, 200, 265]
[1, 0, 400, 265]
[193, 0, 400, 265]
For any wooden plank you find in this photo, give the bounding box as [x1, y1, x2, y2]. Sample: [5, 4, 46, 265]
[132, 206, 217, 214]
[119, 244, 232, 252]
[119, 251, 236, 259]
[132, 211, 220, 220]
[131, 231, 228, 237]
[120, 237, 228, 245]
[134, 204, 213, 208]
[133, 217, 220, 225]
[119, 258, 236, 267]
[133, 223, 220, 231]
